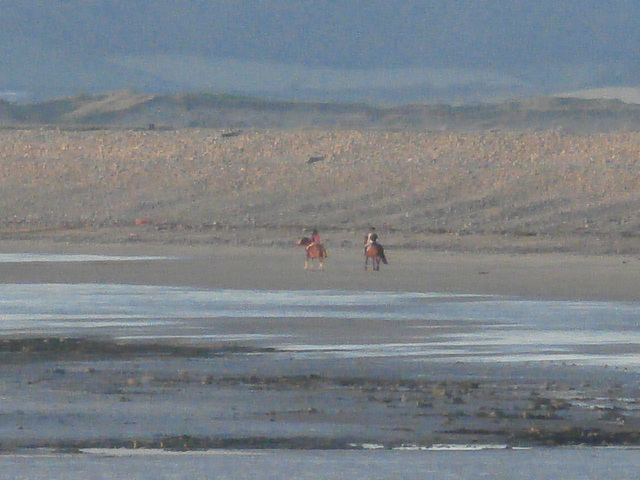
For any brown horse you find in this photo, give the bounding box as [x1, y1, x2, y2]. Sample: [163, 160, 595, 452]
[297, 237, 328, 270]
[364, 242, 388, 271]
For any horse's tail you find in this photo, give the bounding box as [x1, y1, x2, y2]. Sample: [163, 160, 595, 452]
[321, 245, 328, 258]
[378, 245, 388, 264]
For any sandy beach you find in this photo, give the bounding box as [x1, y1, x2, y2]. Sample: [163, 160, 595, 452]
[3, 127, 640, 257]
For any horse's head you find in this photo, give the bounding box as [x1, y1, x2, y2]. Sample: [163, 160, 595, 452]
[297, 237, 312, 246]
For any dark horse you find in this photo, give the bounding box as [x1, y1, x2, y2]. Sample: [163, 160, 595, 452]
[297, 237, 328, 270]
[364, 242, 388, 271]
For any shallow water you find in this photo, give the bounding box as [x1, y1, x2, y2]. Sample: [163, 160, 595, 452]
[1, 281, 640, 369]
[2, 447, 639, 480]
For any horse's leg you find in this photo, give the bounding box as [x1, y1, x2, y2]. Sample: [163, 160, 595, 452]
[373, 257, 379, 271]
[318, 258, 323, 270]
[364, 255, 369, 270]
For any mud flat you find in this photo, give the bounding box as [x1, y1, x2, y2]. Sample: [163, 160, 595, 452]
[1, 336, 640, 452]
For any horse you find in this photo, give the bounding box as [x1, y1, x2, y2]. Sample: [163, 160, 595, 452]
[364, 242, 388, 271]
[297, 237, 328, 270]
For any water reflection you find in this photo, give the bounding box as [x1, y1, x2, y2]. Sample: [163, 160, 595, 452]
[0, 253, 172, 263]
[3, 447, 640, 480]
[1, 283, 639, 369]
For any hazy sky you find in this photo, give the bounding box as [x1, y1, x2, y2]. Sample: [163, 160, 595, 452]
[1, 1, 638, 102]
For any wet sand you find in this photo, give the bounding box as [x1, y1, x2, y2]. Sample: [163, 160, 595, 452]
[1, 241, 640, 451]
[1, 240, 639, 301]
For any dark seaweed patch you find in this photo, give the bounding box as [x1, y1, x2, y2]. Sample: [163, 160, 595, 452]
[0, 337, 275, 360]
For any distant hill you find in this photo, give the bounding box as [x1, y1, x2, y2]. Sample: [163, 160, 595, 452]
[1, 2, 640, 103]
[3, 91, 640, 133]
[555, 87, 640, 105]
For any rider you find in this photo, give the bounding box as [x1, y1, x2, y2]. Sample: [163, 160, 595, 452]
[306, 228, 321, 255]
[364, 227, 378, 254]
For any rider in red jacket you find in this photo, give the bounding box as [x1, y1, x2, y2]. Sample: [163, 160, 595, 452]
[306, 228, 321, 256]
